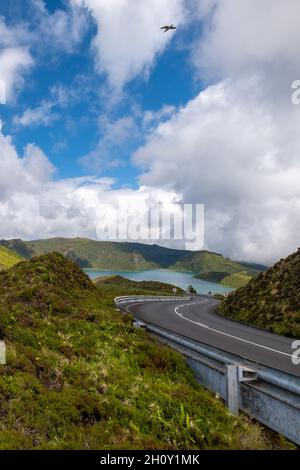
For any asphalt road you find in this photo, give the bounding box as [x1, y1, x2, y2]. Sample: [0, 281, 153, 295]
[123, 296, 300, 377]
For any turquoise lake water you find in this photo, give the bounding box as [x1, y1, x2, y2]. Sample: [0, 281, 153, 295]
[85, 269, 233, 295]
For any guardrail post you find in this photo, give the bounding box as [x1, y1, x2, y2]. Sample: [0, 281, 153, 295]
[226, 365, 257, 416]
[0, 341, 6, 365]
[226, 365, 239, 415]
[133, 320, 147, 330]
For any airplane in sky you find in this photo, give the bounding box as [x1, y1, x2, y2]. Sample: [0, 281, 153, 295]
[161, 24, 176, 33]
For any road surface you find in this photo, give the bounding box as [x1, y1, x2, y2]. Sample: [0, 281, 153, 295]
[122, 296, 299, 377]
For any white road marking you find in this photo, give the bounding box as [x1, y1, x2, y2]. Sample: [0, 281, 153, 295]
[175, 301, 294, 358]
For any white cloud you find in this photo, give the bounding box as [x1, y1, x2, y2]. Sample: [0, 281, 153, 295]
[0, 16, 30, 47]
[0, 125, 182, 243]
[133, 79, 300, 265]
[0, 17, 33, 101]
[193, 0, 300, 85]
[124, 0, 300, 264]
[72, 0, 187, 90]
[33, 0, 89, 53]
[13, 100, 59, 127]
[0, 126, 54, 199]
[143, 105, 176, 127]
[0, 48, 33, 101]
[0, 1, 88, 103]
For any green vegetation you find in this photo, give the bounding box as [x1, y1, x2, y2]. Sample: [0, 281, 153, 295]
[214, 293, 225, 301]
[220, 271, 253, 289]
[0, 253, 290, 449]
[191, 252, 264, 287]
[9, 238, 159, 270]
[187, 285, 197, 294]
[0, 239, 35, 259]
[0, 238, 265, 287]
[219, 249, 300, 337]
[94, 274, 185, 296]
[175, 251, 242, 273]
[0, 246, 24, 270]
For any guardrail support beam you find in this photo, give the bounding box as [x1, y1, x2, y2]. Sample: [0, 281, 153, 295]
[226, 365, 239, 416]
[0, 341, 6, 365]
[133, 320, 147, 330]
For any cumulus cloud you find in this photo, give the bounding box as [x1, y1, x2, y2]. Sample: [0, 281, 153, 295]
[72, 0, 187, 90]
[0, 123, 54, 199]
[192, 0, 300, 110]
[194, 0, 300, 81]
[0, 125, 184, 244]
[116, 0, 300, 264]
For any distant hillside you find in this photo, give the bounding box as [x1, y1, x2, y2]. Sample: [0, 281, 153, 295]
[12, 238, 159, 270]
[176, 250, 264, 288]
[0, 239, 35, 259]
[0, 252, 279, 449]
[220, 271, 253, 289]
[95, 274, 185, 296]
[0, 238, 265, 286]
[0, 246, 24, 270]
[219, 249, 300, 337]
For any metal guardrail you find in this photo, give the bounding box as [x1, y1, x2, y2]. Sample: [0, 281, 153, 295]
[114, 295, 191, 304]
[115, 295, 300, 446]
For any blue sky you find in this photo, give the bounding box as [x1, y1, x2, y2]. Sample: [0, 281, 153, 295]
[0, 0, 299, 264]
[0, 0, 201, 185]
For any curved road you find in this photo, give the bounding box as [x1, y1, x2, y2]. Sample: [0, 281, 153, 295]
[123, 296, 299, 377]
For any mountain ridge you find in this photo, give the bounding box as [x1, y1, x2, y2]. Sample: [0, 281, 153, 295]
[0, 237, 266, 287]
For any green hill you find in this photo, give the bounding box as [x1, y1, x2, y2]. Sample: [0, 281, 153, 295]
[14, 238, 159, 270]
[220, 271, 253, 289]
[0, 253, 288, 449]
[0, 238, 265, 286]
[0, 239, 35, 259]
[0, 246, 24, 270]
[219, 248, 300, 337]
[94, 274, 185, 296]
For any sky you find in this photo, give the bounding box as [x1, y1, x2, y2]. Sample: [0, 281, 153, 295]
[0, 0, 300, 264]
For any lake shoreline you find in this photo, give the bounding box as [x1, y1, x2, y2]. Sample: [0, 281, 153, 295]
[84, 268, 233, 295]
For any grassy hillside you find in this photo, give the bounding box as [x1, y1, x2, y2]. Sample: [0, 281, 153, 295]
[190, 252, 263, 286]
[0, 239, 35, 259]
[220, 271, 253, 289]
[219, 249, 300, 337]
[0, 246, 24, 270]
[0, 238, 265, 286]
[23, 238, 159, 270]
[0, 253, 290, 449]
[173, 251, 240, 273]
[94, 274, 185, 296]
